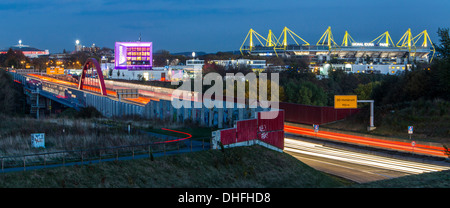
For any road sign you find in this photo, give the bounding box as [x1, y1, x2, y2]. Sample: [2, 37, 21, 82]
[313, 124, 319, 133]
[408, 126, 413, 134]
[411, 141, 415, 147]
[31, 133, 45, 148]
[334, 95, 357, 109]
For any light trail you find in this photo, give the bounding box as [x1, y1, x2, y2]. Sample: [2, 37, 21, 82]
[26, 74, 157, 105]
[284, 138, 450, 175]
[154, 128, 192, 144]
[284, 125, 447, 157]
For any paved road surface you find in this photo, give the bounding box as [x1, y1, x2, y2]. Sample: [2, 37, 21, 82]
[284, 137, 450, 183]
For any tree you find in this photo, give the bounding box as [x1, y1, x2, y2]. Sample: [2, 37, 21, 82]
[436, 27, 450, 59]
[31, 56, 49, 71]
[284, 80, 299, 103]
[354, 81, 381, 100]
[297, 85, 312, 105]
[0, 70, 19, 114]
[3, 48, 29, 68]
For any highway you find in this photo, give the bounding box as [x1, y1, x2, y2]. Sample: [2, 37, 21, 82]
[26, 73, 155, 105]
[284, 124, 447, 157]
[284, 136, 450, 183]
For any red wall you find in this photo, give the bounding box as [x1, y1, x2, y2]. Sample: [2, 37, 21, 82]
[279, 102, 359, 125]
[220, 128, 237, 145]
[219, 110, 285, 150]
[236, 119, 257, 142]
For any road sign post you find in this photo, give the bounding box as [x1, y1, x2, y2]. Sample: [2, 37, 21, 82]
[408, 126, 413, 140]
[313, 124, 319, 138]
[31, 133, 45, 148]
[357, 100, 375, 131]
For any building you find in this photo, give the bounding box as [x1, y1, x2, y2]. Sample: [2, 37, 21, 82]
[241, 27, 435, 75]
[0, 40, 49, 58]
[105, 58, 202, 81]
[211, 59, 267, 71]
[74, 40, 100, 53]
[314, 63, 411, 76]
[115, 42, 152, 70]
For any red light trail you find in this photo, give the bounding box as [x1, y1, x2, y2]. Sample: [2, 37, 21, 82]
[154, 128, 192, 144]
[284, 125, 446, 157]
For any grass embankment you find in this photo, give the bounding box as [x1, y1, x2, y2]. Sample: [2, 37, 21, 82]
[352, 169, 450, 188]
[323, 99, 450, 144]
[0, 145, 345, 188]
[0, 115, 161, 156]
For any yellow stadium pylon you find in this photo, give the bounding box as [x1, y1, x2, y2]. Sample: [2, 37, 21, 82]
[341, 31, 356, 46]
[371, 31, 395, 47]
[240, 28, 268, 55]
[317, 26, 338, 50]
[275, 26, 310, 50]
[412, 30, 435, 62]
[396, 28, 413, 51]
[266, 29, 281, 47]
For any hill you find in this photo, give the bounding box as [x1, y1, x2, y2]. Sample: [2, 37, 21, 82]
[0, 145, 345, 188]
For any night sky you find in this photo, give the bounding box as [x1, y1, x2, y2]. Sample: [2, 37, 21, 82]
[0, 0, 449, 54]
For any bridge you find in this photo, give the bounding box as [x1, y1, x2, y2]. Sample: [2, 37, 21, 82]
[10, 58, 269, 129]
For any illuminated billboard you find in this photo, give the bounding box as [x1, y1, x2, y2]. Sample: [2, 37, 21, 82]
[115, 42, 152, 70]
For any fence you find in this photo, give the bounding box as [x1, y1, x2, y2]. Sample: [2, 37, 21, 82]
[0, 138, 210, 173]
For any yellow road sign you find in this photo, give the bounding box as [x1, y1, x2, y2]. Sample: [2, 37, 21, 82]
[334, 95, 357, 109]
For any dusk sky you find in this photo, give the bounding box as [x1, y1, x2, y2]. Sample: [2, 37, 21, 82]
[1, 0, 449, 54]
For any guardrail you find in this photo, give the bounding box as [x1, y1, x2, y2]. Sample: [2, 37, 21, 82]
[0, 138, 211, 173]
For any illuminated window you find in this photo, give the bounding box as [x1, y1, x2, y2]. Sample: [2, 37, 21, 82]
[137, 57, 142, 61]
[391, 70, 395, 73]
[396, 66, 400, 69]
[402, 67, 405, 70]
[391, 67, 395, 69]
